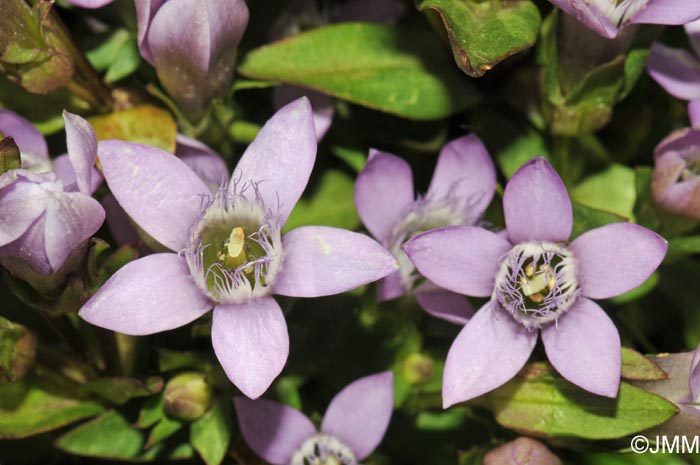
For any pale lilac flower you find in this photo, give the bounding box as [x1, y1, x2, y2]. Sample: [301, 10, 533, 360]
[135, 0, 249, 119]
[271, 0, 404, 141]
[647, 19, 700, 127]
[61, 0, 114, 7]
[235, 371, 393, 465]
[651, 127, 700, 220]
[549, 0, 700, 39]
[484, 437, 562, 465]
[632, 344, 700, 435]
[404, 157, 667, 407]
[79, 98, 398, 398]
[0, 111, 105, 284]
[354, 135, 496, 325]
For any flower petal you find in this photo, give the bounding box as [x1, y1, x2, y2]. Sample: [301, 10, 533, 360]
[354, 149, 414, 244]
[321, 371, 393, 460]
[376, 270, 405, 302]
[79, 253, 212, 335]
[53, 154, 103, 194]
[631, 0, 700, 27]
[232, 98, 316, 224]
[175, 134, 228, 191]
[0, 110, 48, 163]
[647, 42, 700, 101]
[570, 222, 667, 299]
[403, 226, 512, 298]
[636, 352, 694, 404]
[134, 0, 167, 63]
[442, 303, 538, 407]
[0, 180, 46, 247]
[414, 281, 474, 325]
[273, 226, 398, 298]
[43, 190, 105, 272]
[541, 298, 621, 398]
[62, 0, 114, 8]
[548, 0, 619, 39]
[273, 85, 334, 141]
[234, 396, 316, 465]
[98, 140, 210, 251]
[212, 297, 289, 399]
[503, 157, 572, 243]
[427, 134, 496, 219]
[689, 100, 700, 129]
[691, 344, 700, 402]
[484, 438, 562, 465]
[686, 18, 700, 58]
[63, 111, 98, 195]
[102, 193, 141, 247]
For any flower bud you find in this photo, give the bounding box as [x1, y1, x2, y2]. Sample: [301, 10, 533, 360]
[163, 372, 213, 422]
[484, 437, 561, 465]
[402, 353, 435, 385]
[652, 128, 700, 220]
[0, 316, 37, 383]
[135, 0, 249, 121]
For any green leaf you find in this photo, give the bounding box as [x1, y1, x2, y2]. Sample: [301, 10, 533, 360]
[86, 29, 131, 71]
[89, 104, 177, 153]
[79, 377, 157, 405]
[156, 348, 213, 373]
[634, 167, 660, 231]
[145, 416, 183, 449]
[610, 272, 659, 305]
[239, 22, 478, 120]
[56, 410, 144, 458]
[416, 0, 541, 77]
[665, 236, 700, 263]
[0, 135, 21, 175]
[620, 347, 668, 381]
[0, 370, 104, 438]
[486, 364, 679, 439]
[331, 146, 367, 173]
[0, 316, 36, 383]
[136, 394, 166, 429]
[571, 202, 625, 240]
[104, 37, 140, 84]
[573, 164, 636, 221]
[190, 397, 232, 465]
[285, 170, 360, 231]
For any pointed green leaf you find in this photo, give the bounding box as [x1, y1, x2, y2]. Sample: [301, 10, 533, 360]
[620, 348, 668, 382]
[136, 394, 166, 429]
[0, 370, 104, 438]
[0, 316, 36, 383]
[145, 416, 183, 449]
[55, 410, 144, 458]
[571, 202, 625, 240]
[239, 22, 478, 120]
[573, 164, 636, 221]
[190, 397, 232, 465]
[486, 365, 679, 439]
[0, 135, 21, 175]
[89, 105, 177, 153]
[79, 377, 157, 405]
[416, 0, 541, 77]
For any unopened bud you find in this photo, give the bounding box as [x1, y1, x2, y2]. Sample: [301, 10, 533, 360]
[484, 437, 561, 465]
[0, 316, 37, 383]
[163, 372, 213, 421]
[402, 353, 435, 385]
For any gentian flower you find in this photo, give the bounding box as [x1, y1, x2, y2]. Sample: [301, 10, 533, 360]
[235, 371, 393, 465]
[61, 0, 114, 7]
[403, 157, 667, 407]
[647, 19, 700, 128]
[651, 127, 700, 220]
[632, 344, 700, 435]
[548, 0, 700, 39]
[135, 0, 249, 120]
[0, 110, 104, 291]
[354, 135, 496, 325]
[79, 98, 398, 398]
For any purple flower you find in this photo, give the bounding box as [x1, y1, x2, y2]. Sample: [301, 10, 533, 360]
[633, 345, 700, 435]
[652, 127, 700, 220]
[403, 157, 667, 407]
[135, 0, 249, 119]
[79, 98, 398, 398]
[235, 371, 393, 465]
[354, 135, 496, 325]
[61, 0, 113, 7]
[0, 110, 105, 288]
[647, 19, 700, 128]
[548, 0, 700, 39]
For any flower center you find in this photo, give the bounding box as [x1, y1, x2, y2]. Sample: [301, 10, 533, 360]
[594, 0, 648, 27]
[493, 242, 579, 328]
[290, 434, 357, 465]
[184, 183, 282, 304]
[389, 194, 480, 292]
[679, 150, 700, 182]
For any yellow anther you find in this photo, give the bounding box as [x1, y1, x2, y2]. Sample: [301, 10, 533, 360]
[530, 293, 544, 303]
[548, 276, 556, 290]
[525, 264, 535, 277]
[227, 227, 245, 258]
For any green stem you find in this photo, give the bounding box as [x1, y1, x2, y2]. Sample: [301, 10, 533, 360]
[552, 136, 573, 187]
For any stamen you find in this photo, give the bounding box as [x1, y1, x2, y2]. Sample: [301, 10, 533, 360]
[290, 434, 357, 465]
